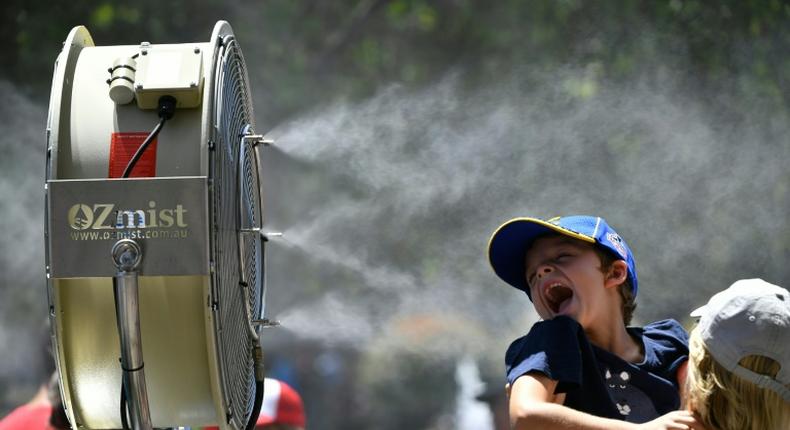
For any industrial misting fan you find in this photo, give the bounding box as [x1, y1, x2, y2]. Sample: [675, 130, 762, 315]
[44, 21, 275, 430]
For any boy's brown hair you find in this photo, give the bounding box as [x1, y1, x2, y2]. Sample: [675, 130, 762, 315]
[593, 246, 636, 325]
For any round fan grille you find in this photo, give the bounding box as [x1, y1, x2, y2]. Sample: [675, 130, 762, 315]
[210, 33, 263, 429]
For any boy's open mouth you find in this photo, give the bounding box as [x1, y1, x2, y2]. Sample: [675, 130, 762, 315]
[545, 283, 574, 314]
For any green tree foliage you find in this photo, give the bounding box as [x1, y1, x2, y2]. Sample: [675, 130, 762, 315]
[0, 0, 225, 95]
[2, 1, 788, 123]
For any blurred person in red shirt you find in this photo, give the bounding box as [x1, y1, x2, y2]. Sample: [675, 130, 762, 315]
[0, 325, 69, 430]
[204, 378, 306, 430]
[0, 373, 69, 430]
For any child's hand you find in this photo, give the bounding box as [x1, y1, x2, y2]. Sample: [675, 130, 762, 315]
[637, 410, 707, 430]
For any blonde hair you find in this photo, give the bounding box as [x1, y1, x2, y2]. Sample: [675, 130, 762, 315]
[685, 327, 790, 430]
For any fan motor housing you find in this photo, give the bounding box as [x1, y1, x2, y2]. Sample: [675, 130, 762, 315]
[45, 22, 264, 430]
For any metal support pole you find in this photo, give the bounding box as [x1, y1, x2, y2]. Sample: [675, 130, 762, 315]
[112, 239, 152, 430]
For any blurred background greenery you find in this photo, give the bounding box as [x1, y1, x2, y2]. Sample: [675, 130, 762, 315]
[0, 1, 788, 429]
[4, 1, 788, 124]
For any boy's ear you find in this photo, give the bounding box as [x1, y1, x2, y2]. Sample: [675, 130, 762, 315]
[604, 260, 628, 290]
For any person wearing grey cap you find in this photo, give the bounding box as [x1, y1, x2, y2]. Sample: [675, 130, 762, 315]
[685, 278, 790, 430]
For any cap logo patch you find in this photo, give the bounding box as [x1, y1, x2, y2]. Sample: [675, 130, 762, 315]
[606, 232, 627, 257]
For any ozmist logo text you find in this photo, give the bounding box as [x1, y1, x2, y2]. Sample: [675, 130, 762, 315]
[67, 201, 188, 230]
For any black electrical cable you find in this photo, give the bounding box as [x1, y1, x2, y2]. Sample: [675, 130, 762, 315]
[120, 383, 130, 430]
[121, 95, 177, 178]
[114, 280, 131, 430]
[121, 118, 164, 178]
[244, 380, 265, 430]
[114, 96, 177, 430]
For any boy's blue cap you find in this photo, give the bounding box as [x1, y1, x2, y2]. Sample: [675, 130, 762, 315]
[488, 215, 638, 299]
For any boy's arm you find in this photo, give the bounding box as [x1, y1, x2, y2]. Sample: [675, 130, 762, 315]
[508, 373, 705, 430]
[509, 373, 631, 430]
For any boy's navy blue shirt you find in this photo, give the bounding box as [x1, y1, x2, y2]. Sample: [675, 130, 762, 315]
[505, 316, 689, 423]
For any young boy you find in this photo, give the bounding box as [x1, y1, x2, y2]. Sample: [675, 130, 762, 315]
[488, 215, 701, 429]
[685, 278, 790, 430]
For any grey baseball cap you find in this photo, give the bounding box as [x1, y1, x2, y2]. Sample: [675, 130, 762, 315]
[690, 278, 790, 402]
